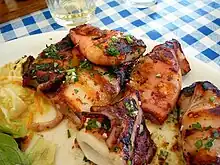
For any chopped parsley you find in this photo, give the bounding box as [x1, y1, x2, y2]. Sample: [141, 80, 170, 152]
[205, 125, 212, 130]
[101, 118, 111, 131]
[112, 146, 119, 152]
[65, 68, 78, 83]
[127, 160, 132, 165]
[125, 35, 133, 44]
[111, 36, 118, 42]
[194, 139, 203, 149]
[104, 67, 116, 79]
[209, 96, 215, 102]
[86, 119, 101, 130]
[194, 131, 218, 150]
[74, 89, 79, 94]
[124, 99, 138, 117]
[35, 63, 51, 71]
[43, 44, 61, 59]
[79, 60, 92, 70]
[30, 69, 36, 75]
[96, 44, 102, 49]
[192, 122, 202, 131]
[204, 138, 215, 150]
[106, 46, 120, 56]
[158, 150, 169, 160]
[213, 130, 219, 138]
[67, 129, 71, 138]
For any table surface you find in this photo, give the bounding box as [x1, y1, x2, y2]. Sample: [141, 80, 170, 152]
[0, 0, 219, 69]
[0, 0, 47, 23]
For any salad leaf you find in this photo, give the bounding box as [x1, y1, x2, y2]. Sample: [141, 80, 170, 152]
[0, 85, 29, 137]
[0, 87, 27, 120]
[0, 132, 29, 165]
[0, 109, 27, 138]
[25, 135, 56, 165]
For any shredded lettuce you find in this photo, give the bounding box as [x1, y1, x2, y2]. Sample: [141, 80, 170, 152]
[0, 87, 27, 120]
[0, 68, 53, 138]
[0, 132, 30, 165]
[0, 109, 27, 138]
[0, 86, 29, 137]
[25, 135, 56, 165]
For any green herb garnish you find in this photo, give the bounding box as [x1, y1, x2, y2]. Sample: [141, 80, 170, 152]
[106, 47, 120, 56]
[158, 150, 169, 160]
[74, 89, 79, 94]
[111, 36, 118, 42]
[194, 139, 203, 149]
[86, 119, 101, 130]
[213, 130, 219, 138]
[65, 68, 78, 83]
[113, 146, 119, 152]
[101, 118, 111, 131]
[43, 44, 61, 59]
[192, 122, 202, 131]
[204, 138, 214, 150]
[127, 160, 132, 165]
[80, 60, 93, 70]
[35, 63, 51, 71]
[104, 67, 116, 79]
[67, 129, 71, 138]
[124, 99, 138, 117]
[209, 96, 215, 102]
[125, 35, 133, 44]
[205, 125, 212, 130]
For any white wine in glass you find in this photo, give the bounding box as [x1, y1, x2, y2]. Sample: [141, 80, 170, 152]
[46, 0, 96, 27]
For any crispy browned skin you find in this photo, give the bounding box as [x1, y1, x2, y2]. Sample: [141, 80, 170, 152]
[79, 92, 156, 165]
[22, 34, 121, 124]
[177, 81, 220, 165]
[22, 35, 75, 92]
[128, 40, 189, 124]
[165, 39, 191, 75]
[70, 24, 146, 66]
[52, 65, 120, 113]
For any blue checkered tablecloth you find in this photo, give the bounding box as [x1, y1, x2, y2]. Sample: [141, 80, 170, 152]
[0, 0, 219, 68]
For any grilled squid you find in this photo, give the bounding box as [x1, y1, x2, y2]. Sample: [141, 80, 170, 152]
[70, 24, 146, 66]
[128, 39, 190, 125]
[177, 81, 220, 165]
[75, 92, 156, 165]
[30, 109, 63, 132]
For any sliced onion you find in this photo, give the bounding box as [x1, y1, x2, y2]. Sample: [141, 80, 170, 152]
[30, 110, 63, 132]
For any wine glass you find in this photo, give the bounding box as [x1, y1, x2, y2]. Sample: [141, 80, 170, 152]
[46, 0, 96, 27]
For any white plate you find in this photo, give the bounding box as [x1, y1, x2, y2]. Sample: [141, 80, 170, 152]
[0, 31, 220, 165]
